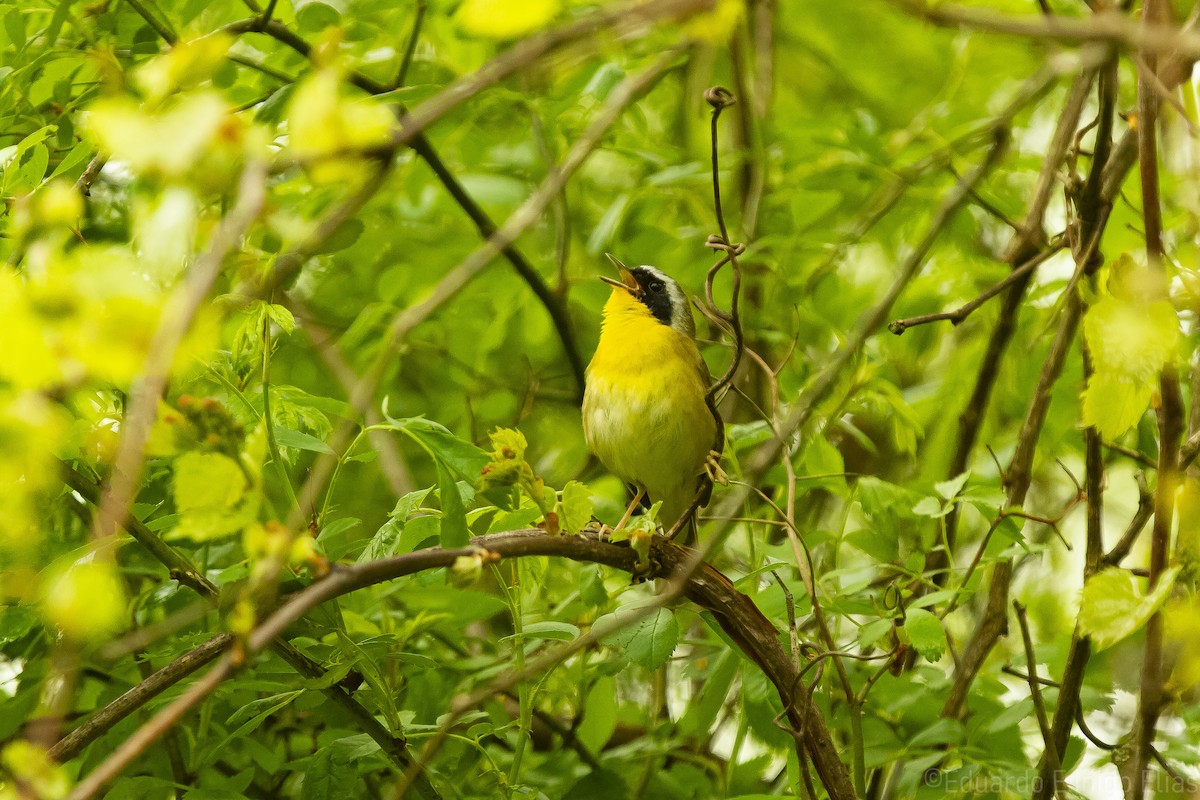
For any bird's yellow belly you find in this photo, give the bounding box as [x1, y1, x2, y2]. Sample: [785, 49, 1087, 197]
[583, 368, 713, 502]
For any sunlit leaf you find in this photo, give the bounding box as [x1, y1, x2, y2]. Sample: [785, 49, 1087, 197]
[1079, 566, 1181, 651]
[457, 0, 561, 39]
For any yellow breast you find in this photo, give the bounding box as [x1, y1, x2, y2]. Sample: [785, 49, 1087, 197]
[582, 290, 714, 519]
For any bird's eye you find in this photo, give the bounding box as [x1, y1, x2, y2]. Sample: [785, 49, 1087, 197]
[648, 280, 665, 293]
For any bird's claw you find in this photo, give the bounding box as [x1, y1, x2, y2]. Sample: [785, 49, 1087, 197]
[705, 450, 729, 485]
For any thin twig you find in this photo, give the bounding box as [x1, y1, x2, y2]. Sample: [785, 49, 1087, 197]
[394, 0, 427, 89]
[885, 0, 1200, 60]
[48, 635, 232, 761]
[1014, 601, 1062, 798]
[888, 242, 1064, 334]
[1102, 440, 1157, 469]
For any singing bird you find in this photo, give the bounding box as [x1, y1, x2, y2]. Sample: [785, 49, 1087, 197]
[583, 254, 724, 542]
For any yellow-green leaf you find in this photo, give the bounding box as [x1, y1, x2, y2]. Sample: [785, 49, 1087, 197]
[40, 559, 127, 642]
[903, 608, 946, 662]
[557, 480, 594, 535]
[457, 0, 561, 39]
[1081, 373, 1151, 438]
[1083, 296, 1179, 382]
[1176, 479, 1200, 584]
[170, 451, 252, 540]
[85, 91, 230, 177]
[1079, 565, 1181, 650]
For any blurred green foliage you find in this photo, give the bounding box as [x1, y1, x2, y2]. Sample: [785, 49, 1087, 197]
[1, 0, 1199, 798]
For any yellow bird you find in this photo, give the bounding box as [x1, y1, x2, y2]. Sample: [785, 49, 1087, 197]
[583, 254, 723, 542]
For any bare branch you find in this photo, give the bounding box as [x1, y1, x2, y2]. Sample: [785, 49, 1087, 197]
[48, 635, 232, 762]
[1014, 601, 1062, 797]
[888, 242, 1064, 334]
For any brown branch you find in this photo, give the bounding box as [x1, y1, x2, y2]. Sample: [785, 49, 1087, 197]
[48, 635, 232, 762]
[66, 531, 855, 800]
[1032, 92, 1114, 786]
[1104, 472, 1154, 567]
[1123, 2, 1185, 793]
[887, 242, 1063, 334]
[1102, 440, 1156, 469]
[941, 205, 1111, 720]
[74, 155, 107, 196]
[1014, 601, 1062, 797]
[1023, 51, 1119, 799]
[884, 0, 1200, 58]
[393, 0, 426, 90]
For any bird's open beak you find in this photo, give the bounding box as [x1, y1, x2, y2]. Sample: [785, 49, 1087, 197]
[600, 253, 640, 295]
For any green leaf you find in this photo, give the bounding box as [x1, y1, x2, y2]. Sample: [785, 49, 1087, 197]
[437, 466, 469, 548]
[1079, 565, 1181, 650]
[857, 617, 893, 650]
[296, 1, 341, 33]
[273, 427, 335, 454]
[312, 218, 363, 255]
[678, 649, 738, 737]
[334, 632, 400, 733]
[1081, 373, 1152, 439]
[390, 488, 432, 520]
[316, 517, 359, 560]
[169, 451, 253, 541]
[597, 606, 679, 671]
[299, 744, 356, 800]
[911, 496, 947, 518]
[5, 7, 26, 51]
[576, 675, 618, 754]
[264, 303, 295, 334]
[399, 516, 440, 554]
[845, 528, 897, 563]
[903, 608, 947, 662]
[173, 451, 245, 512]
[907, 718, 963, 749]
[507, 620, 579, 642]
[104, 778, 180, 800]
[203, 690, 304, 764]
[0, 605, 38, 645]
[558, 480, 594, 534]
[935, 471, 970, 500]
[391, 416, 490, 482]
[1084, 294, 1179, 381]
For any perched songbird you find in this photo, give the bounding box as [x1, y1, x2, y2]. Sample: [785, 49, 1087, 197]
[583, 254, 724, 542]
